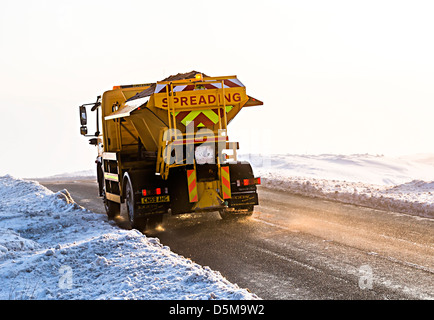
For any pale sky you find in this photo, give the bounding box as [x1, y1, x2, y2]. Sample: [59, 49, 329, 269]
[1, 0, 433, 178]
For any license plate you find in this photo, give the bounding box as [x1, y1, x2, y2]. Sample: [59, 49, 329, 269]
[229, 193, 258, 206]
[141, 195, 170, 204]
[232, 194, 254, 202]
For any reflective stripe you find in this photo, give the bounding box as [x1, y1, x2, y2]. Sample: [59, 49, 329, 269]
[104, 172, 119, 182]
[201, 109, 220, 124]
[172, 136, 226, 146]
[173, 106, 233, 127]
[187, 169, 198, 203]
[221, 166, 231, 199]
[182, 110, 202, 124]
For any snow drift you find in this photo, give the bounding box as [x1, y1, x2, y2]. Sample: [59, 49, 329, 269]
[242, 154, 434, 218]
[0, 175, 258, 300]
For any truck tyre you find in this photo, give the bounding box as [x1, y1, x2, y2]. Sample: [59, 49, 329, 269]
[124, 174, 147, 231]
[103, 189, 120, 219]
[219, 205, 254, 220]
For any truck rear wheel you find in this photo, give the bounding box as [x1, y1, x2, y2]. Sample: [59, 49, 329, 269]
[103, 189, 120, 219]
[219, 205, 253, 220]
[124, 174, 147, 231]
[124, 171, 165, 232]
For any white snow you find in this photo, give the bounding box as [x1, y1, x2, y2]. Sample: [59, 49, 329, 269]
[0, 175, 258, 300]
[2, 153, 433, 299]
[242, 153, 434, 218]
[29, 170, 96, 181]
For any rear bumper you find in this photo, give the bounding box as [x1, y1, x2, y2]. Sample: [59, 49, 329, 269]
[227, 191, 259, 207]
[136, 202, 170, 217]
[135, 191, 259, 217]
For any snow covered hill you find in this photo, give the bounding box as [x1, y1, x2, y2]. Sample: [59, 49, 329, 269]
[0, 175, 258, 300]
[242, 153, 434, 218]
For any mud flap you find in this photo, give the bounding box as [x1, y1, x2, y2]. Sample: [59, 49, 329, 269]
[227, 192, 258, 207]
[226, 161, 259, 208]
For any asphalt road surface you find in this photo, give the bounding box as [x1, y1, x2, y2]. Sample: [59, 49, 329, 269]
[39, 177, 434, 300]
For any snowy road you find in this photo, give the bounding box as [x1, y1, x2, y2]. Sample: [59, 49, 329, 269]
[41, 178, 434, 300]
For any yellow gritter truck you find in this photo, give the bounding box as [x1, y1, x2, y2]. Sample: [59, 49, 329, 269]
[79, 71, 263, 230]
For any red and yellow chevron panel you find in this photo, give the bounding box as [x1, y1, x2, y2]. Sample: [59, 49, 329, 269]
[174, 106, 234, 128]
[187, 169, 198, 203]
[155, 78, 245, 94]
[221, 166, 231, 199]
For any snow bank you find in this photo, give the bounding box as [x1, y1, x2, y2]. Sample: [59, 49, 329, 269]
[242, 154, 434, 218]
[30, 170, 96, 181]
[0, 175, 258, 300]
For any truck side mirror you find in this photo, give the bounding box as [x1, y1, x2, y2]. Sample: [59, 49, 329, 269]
[89, 138, 98, 145]
[80, 126, 88, 135]
[80, 106, 87, 126]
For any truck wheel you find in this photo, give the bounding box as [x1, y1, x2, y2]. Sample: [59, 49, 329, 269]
[102, 189, 120, 219]
[219, 206, 254, 220]
[124, 175, 147, 231]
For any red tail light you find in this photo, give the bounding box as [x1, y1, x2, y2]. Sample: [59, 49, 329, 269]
[237, 178, 261, 187]
[142, 187, 168, 196]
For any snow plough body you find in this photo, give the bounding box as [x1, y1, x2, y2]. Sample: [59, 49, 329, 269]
[79, 71, 262, 230]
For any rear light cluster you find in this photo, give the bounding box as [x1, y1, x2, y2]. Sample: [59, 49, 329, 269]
[142, 187, 169, 196]
[236, 177, 261, 187]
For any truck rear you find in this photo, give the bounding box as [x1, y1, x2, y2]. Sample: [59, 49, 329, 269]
[79, 71, 263, 230]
